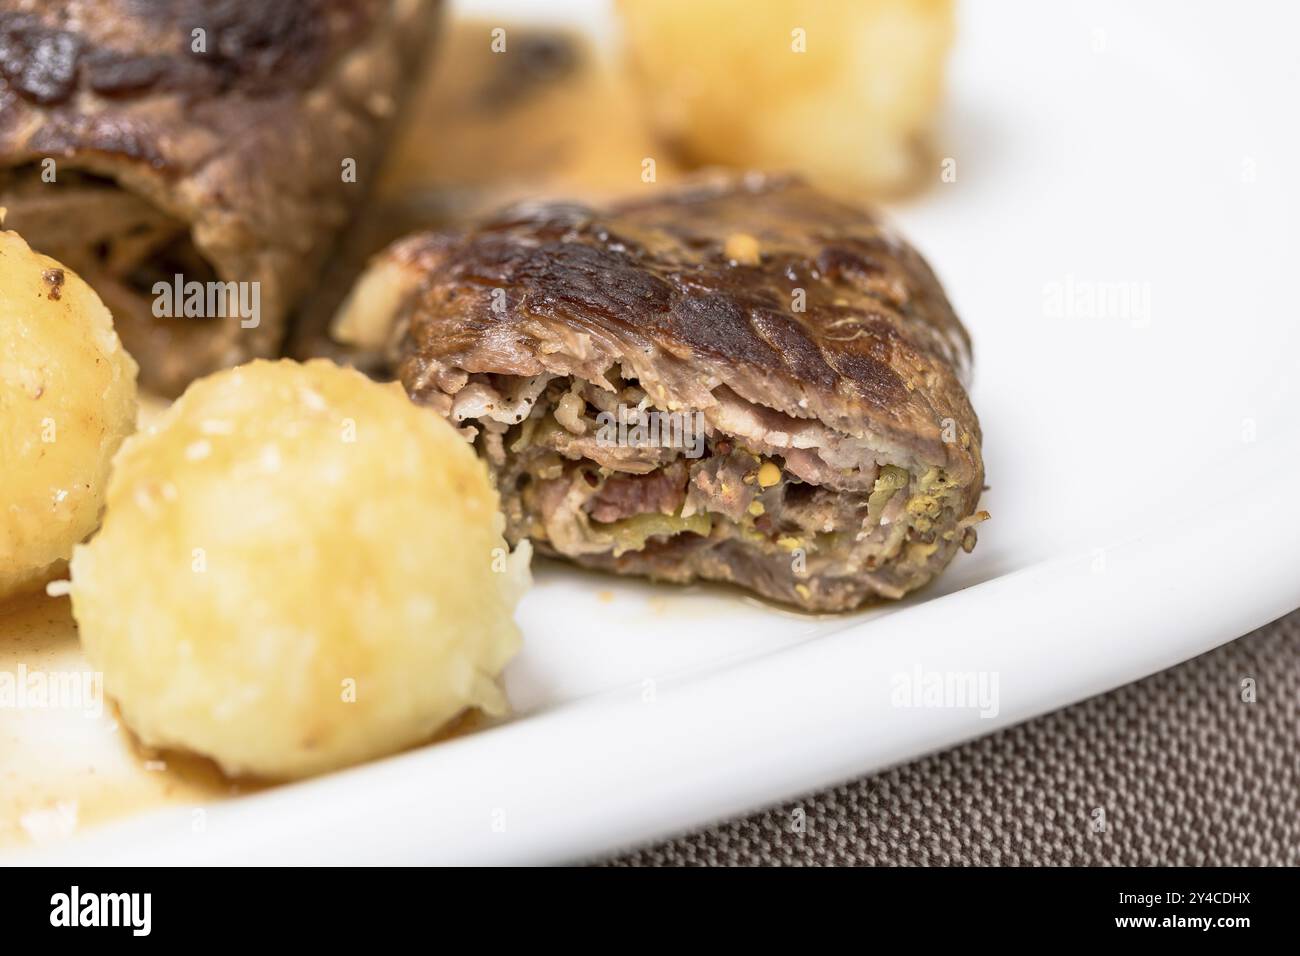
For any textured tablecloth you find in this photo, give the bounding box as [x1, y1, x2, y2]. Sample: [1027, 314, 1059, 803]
[602, 610, 1300, 866]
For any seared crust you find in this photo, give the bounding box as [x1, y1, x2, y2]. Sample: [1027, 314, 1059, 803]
[384, 174, 984, 610]
[398, 173, 980, 486]
[0, 0, 437, 393]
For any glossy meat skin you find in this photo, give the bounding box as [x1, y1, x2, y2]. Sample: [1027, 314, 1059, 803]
[0, 0, 437, 394]
[385, 175, 985, 610]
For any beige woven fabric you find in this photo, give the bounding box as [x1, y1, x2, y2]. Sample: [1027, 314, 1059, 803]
[603, 610, 1300, 866]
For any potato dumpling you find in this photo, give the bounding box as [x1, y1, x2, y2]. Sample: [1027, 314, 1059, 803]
[0, 228, 138, 599]
[619, 0, 954, 195]
[69, 359, 530, 779]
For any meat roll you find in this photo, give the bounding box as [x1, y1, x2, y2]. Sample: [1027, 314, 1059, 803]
[344, 174, 986, 611]
[0, 0, 437, 394]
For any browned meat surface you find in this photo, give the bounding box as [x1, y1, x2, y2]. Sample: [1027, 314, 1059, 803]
[348, 174, 985, 611]
[0, 0, 438, 394]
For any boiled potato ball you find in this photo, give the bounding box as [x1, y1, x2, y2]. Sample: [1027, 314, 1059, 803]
[69, 359, 530, 779]
[619, 0, 954, 195]
[0, 228, 138, 599]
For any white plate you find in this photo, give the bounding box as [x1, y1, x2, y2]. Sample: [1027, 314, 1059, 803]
[7, 0, 1300, 864]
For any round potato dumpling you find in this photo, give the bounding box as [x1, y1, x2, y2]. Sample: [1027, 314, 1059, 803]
[0, 228, 138, 599]
[619, 0, 954, 195]
[69, 359, 530, 779]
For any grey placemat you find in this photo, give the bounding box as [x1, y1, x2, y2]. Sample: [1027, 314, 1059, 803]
[601, 610, 1300, 866]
